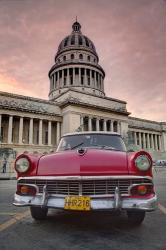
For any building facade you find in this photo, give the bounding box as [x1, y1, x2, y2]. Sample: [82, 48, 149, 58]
[0, 21, 166, 177]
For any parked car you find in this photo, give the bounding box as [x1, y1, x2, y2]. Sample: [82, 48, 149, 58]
[155, 160, 166, 167]
[13, 132, 157, 225]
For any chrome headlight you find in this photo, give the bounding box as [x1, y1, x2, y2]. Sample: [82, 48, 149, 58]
[15, 158, 30, 173]
[135, 155, 151, 171]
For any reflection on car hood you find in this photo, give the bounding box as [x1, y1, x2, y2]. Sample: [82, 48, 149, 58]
[37, 148, 129, 176]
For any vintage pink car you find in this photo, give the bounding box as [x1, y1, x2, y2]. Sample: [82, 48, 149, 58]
[13, 132, 157, 225]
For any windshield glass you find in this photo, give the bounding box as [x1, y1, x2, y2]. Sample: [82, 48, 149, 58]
[57, 134, 126, 152]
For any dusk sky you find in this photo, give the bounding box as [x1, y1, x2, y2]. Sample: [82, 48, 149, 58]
[0, 0, 165, 122]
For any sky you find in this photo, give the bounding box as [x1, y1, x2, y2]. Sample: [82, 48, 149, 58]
[0, 0, 165, 122]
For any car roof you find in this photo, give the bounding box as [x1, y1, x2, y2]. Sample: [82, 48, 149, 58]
[62, 131, 121, 137]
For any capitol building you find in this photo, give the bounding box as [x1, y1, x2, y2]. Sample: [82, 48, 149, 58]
[0, 21, 166, 176]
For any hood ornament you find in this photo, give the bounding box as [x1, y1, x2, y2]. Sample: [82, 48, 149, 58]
[77, 148, 87, 156]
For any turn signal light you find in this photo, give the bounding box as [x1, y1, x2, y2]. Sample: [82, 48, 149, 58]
[17, 185, 36, 196]
[20, 185, 29, 194]
[137, 185, 147, 195]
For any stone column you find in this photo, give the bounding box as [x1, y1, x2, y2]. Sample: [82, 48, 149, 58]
[117, 122, 121, 134]
[94, 71, 97, 88]
[29, 118, 33, 144]
[67, 68, 70, 85]
[101, 77, 104, 91]
[111, 120, 114, 132]
[103, 120, 107, 131]
[96, 72, 98, 87]
[52, 74, 54, 89]
[62, 69, 64, 87]
[39, 119, 43, 145]
[19, 117, 23, 144]
[53, 72, 55, 89]
[88, 117, 92, 131]
[96, 119, 99, 131]
[143, 133, 146, 149]
[154, 134, 158, 151]
[79, 68, 81, 85]
[99, 74, 102, 89]
[159, 135, 162, 151]
[56, 122, 60, 145]
[0, 114, 2, 141]
[134, 132, 137, 145]
[57, 71, 60, 88]
[73, 68, 75, 85]
[53, 72, 55, 88]
[48, 121, 52, 146]
[84, 68, 87, 85]
[50, 75, 52, 91]
[139, 132, 142, 148]
[151, 134, 154, 150]
[80, 116, 84, 131]
[8, 115, 13, 144]
[90, 70, 92, 87]
[147, 134, 150, 149]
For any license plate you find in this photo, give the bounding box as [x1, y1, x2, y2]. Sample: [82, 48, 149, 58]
[64, 196, 91, 211]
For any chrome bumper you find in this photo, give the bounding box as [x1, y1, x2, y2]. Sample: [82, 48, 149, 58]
[13, 192, 157, 212]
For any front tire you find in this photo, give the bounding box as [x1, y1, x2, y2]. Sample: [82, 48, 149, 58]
[30, 206, 48, 220]
[127, 211, 145, 226]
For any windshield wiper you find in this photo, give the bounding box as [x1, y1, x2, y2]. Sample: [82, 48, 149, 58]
[70, 142, 85, 150]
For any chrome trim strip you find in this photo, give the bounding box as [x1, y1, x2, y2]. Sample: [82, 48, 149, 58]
[13, 193, 158, 211]
[36, 193, 129, 198]
[18, 175, 153, 181]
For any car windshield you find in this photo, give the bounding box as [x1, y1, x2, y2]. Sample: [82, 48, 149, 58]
[57, 134, 126, 152]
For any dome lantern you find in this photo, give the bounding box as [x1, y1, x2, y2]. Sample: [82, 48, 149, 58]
[72, 21, 81, 33]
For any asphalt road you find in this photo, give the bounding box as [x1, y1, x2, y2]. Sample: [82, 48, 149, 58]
[0, 169, 166, 250]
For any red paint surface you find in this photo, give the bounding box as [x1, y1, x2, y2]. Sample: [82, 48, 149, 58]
[15, 149, 153, 178]
[37, 149, 129, 176]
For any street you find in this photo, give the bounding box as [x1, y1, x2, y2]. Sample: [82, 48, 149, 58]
[0, 169, 166, 250]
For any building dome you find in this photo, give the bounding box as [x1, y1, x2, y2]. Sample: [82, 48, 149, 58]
[48, 21, 105, 100]
[55, 21, 98, 60]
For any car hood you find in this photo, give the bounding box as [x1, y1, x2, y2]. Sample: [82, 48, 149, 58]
[37, 149, 129, 176]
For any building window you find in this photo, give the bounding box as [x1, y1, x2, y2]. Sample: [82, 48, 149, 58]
[79, 54, 83, 60]
[0, 127, 3, 142]
[87, 69, 90, 85]
[99, 120, 104, 131]
[87, 56, 90, 61]
[69, 68, 73, 85]
[92, 119, 96, 131]
[113, 121, 118, 132]
[81, 68, 84, 85]
[63, 55, 66, 61]
[71, 54, 74, 60]
[64, 69, 67, 85]
[83, 117, 88, 131]
[64, 77, 67, 85]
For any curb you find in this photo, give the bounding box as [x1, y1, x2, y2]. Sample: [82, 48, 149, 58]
[0, 177, 16, 180]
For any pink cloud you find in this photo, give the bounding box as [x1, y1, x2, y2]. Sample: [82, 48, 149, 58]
[0, 0, 165, 122]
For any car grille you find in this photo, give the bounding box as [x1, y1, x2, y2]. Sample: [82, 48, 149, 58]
[18, 178, 152, 196]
